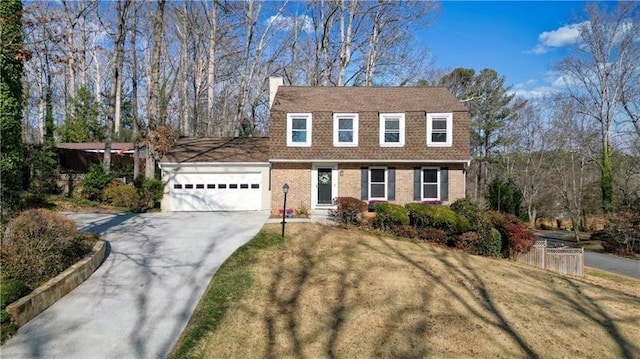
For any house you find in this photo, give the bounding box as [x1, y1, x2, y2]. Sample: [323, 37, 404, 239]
[56, 142, 143, 194]
[159, 77, 470, 213]
[268, 78, 470, 215]
[57, 142, 138, 173]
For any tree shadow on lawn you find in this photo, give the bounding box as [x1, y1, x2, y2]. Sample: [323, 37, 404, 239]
[262, 230, 434, 359]
[258, 226, 639, 358]
[370, 237, 640, 359]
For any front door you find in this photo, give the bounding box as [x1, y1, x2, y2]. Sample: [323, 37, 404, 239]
[317, 168, 333, 205]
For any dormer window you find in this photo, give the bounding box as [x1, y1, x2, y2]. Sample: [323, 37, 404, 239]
[427, 113, 453, 147]
[287, 113, 312, 147]
[333, 113, 358, 147]
[379, 113, 405, 147]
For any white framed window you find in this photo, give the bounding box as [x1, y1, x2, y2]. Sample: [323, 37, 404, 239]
[422, 167, 440, 201]
[379, 113, 405, 147]
[427, 113, 453, 147]
[287, 113, 312, 147]
[369, 167, 387, 200]
[333, 113, 359, 147]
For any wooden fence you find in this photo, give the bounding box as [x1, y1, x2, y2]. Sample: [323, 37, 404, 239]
[516, 240, 584, 276]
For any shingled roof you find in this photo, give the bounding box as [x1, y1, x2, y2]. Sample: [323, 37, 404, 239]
[161, 137, 269, 163]
[271, 86, 467, 113]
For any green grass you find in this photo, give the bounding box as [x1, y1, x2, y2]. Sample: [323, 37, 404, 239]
[169, 230, 286, 359]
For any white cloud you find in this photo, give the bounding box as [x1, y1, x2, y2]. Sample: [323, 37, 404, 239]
[540, 22, 585, 47]
[525, 45, 548, 55]
[526, 22, 587, 55]
[266, 14, 313, 33]
[510, 86, 557, 99]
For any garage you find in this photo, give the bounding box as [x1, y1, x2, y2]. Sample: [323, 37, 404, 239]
[169, 172, 262, 211]
[159, 137, 271, 212]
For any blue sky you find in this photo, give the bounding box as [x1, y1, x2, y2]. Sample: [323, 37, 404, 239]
[422, 1, 588, 98]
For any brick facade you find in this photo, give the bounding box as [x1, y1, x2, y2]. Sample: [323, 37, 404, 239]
[271, 162, 466, 215]
[271, 163, 312, 215]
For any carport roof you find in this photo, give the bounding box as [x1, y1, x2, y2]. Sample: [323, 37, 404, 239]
[161, 137, 269, 163]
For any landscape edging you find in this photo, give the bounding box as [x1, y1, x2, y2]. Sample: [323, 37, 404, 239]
[5, 239, 107, 327]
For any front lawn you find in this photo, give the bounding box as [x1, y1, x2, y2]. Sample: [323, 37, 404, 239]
[172, 223, 640, 359]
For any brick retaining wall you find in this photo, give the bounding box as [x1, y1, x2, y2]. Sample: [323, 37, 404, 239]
[6, 240, 107, 327]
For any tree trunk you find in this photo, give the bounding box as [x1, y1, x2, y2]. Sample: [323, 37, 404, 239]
[206, 0, 216, 135]
[146, 0, 165, 179]
[179, 1, 191, 136]
[104, 0, 129, 172]
[129, 0, 140, 180]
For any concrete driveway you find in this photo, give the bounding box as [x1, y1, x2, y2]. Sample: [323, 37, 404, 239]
[1, 211, 268, 358]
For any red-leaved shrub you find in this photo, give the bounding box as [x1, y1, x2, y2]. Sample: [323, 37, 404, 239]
[489, 211, 535, 258]
[329, 197, 367, 227]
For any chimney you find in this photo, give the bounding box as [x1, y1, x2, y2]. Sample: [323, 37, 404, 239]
[269, 76, 283, 109]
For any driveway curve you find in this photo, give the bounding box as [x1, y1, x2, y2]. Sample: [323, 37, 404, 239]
[1, 211, 268, 359]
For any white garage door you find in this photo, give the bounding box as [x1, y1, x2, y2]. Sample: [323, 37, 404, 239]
[170, 172, 262, 211]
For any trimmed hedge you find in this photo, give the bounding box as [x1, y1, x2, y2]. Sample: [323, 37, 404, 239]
[373, 202, 409, 230]
[405, 202, 470, 234]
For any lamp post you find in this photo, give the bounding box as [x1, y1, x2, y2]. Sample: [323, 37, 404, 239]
[281, 183, 289, 237]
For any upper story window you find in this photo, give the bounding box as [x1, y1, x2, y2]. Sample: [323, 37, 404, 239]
[287, 113, 312, 147]
[379, 113, 405, 147]
[427, 113, 453, 147]
[333, 113, 358, 147]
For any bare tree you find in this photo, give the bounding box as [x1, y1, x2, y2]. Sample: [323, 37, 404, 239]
[556, 2, 639, 212]
[549, 96, 600, 242]
[501, 99, 553, 228]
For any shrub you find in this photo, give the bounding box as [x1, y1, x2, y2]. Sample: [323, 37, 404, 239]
[450, 199, 490, 230]
[392, 225, 419, 239]
[0, 279, 30, 308]
[368, 200, 387, 212]
[418, 228, 447, 244]
[82, 164, 112, 201]
[489, 211, 535, 258]
[595, 209, 640, 255]
[329, 197, 367, 227]
[1, 209, 96, 288]
[138, 178, 164, 209]
[405, 203, 469, 234]
[103, 182, 141, 210]
[373, 202, 409, 230]
[450, 198, 493, 243]
[452, 231, 481, 250]
[471, 228, 503, 257]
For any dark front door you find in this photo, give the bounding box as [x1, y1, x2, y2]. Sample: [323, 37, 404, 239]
[317, 168, 332, 205]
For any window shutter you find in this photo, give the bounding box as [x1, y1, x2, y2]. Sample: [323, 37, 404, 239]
[413, 167, 421, 201]
[388, 167, 396, 201]
[440, 167, 449, 201]
[361, 167, 368, 200]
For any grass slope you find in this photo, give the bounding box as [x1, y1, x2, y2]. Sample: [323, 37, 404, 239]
[174, 223, 640, 359]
